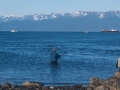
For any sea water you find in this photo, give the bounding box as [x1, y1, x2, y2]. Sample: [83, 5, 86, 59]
[0, 31, 120, 86]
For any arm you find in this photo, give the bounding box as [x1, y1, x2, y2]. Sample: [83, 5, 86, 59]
[56, 53, 61, 59]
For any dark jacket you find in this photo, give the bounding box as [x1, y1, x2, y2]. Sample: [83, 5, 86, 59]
[50, 52, 61, 63]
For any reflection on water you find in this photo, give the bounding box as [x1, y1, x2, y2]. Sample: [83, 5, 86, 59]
[50, 63, 59, 83]
[51, 63, 58, 68]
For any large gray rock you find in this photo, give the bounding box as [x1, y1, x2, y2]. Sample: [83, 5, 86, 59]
[95, 85, 110, 90]
[114, 71, 120, 78]
[90, 76, 104, 86]
[102, 76, 120, 89]
[2, 82, 12, 88]
[85, 84, 96, 90]
[92, 72, 120, 90]
[49, 86, 54, 89]
[103, 77, 117, 87]
[86, 73, 120, 90]
[22, 81, 44, 87]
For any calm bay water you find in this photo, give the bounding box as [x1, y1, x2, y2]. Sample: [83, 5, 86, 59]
[0, 31, 120, 86]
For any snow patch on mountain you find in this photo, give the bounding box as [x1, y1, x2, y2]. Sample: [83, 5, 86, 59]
[33, 15, 39, 20]
[99, 14, 104, 19]
[51, 14, 57, 19]
[72, 11, 80, 16]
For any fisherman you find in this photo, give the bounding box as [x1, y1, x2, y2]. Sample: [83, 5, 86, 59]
[116, 58, 120, 72]
[50, 48, 61, 63]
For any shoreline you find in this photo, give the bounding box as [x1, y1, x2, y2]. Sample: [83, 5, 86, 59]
[0, 71, 120, 90]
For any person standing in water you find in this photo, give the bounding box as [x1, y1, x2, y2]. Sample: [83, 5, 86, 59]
[116, 58, 120, 72]
[50, 48, 61, 63]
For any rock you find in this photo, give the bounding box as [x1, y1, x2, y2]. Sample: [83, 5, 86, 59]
[85, 84, 96, 90]
[18, 85, 27, 90]
[41, 86, 48, 90]
[87, 87, 94, 90]
[102, 76, 120, 89]
[0, 85, 2, 89]
[35, 88, 40, 90]
[50, 86, 54, 89]
[2, 82, 12, 88]
[109, 86, 116, 90]
[90, 76, 104, 86]
[114, 71, 120, 78]
[93, 72, 120, 90]
[3, 71, 120, 90]
[94, 86, 110, 90]
[70, 84, 84, 90]
[56, 86, 64, 90]
[72, 84, 83, 90]
[64, 84, 71, 90]
[21, 81, 44, 87]
[116, 78, 120, 88]
[11, 84, 19, 89]
[103, 77, 117, 87]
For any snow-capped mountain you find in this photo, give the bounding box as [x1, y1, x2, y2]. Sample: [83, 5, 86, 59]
[0, 10, 120, 22]
[0, 10, 120, 32]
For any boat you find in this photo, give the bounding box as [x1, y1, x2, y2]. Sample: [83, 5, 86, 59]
[11, 30, 17, 32]
[85, 30, 88, 33]
[101, 29, 119, 32]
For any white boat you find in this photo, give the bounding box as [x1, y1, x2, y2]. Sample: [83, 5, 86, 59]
[85, 30, 88, 33]
[11, 30, 17, 32]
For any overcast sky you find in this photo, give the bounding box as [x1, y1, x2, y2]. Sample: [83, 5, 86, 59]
[0, 0, 120, 16]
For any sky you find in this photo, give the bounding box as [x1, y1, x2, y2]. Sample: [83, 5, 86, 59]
[0, 0, 120, 16]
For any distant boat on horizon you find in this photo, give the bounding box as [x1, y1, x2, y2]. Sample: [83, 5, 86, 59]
[101, 29, 119, 32]
[85, 30, 88, 33]
[11, 30, 17, 32]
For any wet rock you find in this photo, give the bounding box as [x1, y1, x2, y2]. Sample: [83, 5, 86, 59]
[70, 84, 84, 90]
[72, 84, 83, 90]
[64, 84, 71, 90]
[11, 84, 19, 89]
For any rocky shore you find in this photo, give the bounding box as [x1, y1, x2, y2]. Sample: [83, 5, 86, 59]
[0, 71, 120, 90]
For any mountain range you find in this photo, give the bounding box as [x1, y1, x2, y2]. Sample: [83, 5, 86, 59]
[0, 10, 120, 32]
